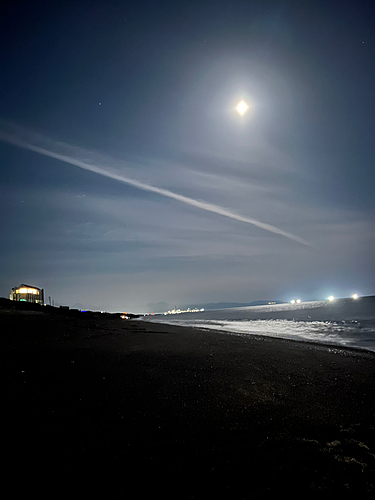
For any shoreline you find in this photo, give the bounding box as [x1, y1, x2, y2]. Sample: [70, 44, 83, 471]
[3, 310, 375, 496]
[143, 316, 375, 356]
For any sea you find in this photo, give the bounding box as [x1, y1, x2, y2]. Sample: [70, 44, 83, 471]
[145, 296, 375, 353]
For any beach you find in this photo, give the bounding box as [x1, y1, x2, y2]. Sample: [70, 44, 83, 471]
[2, 309, 375, 497]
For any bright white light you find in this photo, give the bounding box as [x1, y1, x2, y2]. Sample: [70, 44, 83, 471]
[352, 294, 358, 300]
[236, 101, 249, 115]
[291, 300, 296, 304]
[296, 299, 301, 304]
[17, 288, 38, 294]
[328, 296, 335, 302]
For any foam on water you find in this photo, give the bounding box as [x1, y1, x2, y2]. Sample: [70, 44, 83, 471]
[146, 297, 375, 352]
[159, 318, 375, 352]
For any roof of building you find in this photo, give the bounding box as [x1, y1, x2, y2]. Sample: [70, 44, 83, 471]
[12, 284, 43, 291]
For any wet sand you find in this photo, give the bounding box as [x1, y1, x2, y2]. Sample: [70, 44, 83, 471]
[2, 310, 375, 497]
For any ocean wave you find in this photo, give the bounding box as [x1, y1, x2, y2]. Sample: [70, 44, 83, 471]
[178, 318, 375, 351]
[147, 297, 375, 353]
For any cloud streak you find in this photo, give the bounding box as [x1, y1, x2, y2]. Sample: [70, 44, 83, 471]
[0, 122, 309, 246]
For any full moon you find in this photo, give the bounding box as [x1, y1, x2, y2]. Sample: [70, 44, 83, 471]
[236, 101, 249, 115]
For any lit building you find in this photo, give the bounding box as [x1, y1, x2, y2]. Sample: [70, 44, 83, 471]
[9, 284, 44, 305]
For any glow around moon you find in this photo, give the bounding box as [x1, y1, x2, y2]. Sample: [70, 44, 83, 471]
[236, 101, 249, 115]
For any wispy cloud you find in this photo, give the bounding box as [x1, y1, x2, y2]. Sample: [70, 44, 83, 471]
[0, 122, 310, 246]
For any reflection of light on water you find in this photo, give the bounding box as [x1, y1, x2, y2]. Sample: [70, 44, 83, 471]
[146, 298, 375, 352]
[152, 317, 375, 353]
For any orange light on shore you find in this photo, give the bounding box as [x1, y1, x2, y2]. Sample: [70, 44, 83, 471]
[17, 287, 38, 294]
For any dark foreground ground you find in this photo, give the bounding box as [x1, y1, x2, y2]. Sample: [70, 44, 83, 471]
[2, 310, 375, 497]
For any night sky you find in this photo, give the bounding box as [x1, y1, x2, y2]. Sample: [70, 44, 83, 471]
[1, 0, 374, 312]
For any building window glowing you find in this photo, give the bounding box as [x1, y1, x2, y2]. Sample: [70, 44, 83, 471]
[17, 288, 38, 294]
[10, 284, 44, 305]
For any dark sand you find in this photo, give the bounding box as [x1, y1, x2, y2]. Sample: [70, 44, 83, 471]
[2, 310, 375, 497]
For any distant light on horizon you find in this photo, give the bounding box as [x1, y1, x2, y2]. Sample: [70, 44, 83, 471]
[328, 295, 335, 302]
[291, 298, 301, 304]
[236, 101, 249, 115]
[352, 293, 358, 300]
